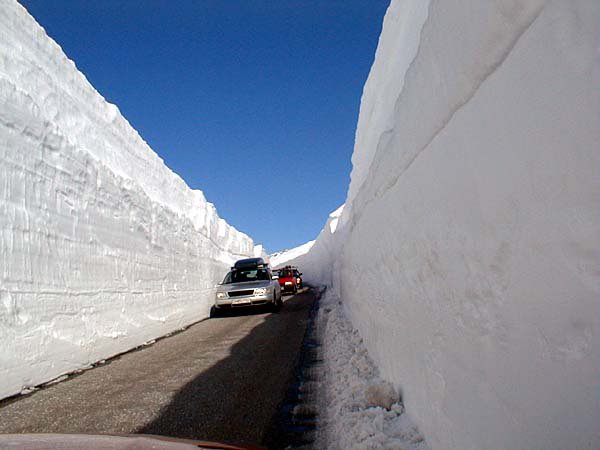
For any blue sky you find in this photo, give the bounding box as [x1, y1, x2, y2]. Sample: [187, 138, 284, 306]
[20, 0, 390, 252]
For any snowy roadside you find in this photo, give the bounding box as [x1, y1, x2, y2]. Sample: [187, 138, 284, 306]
[314, 290, 429, 450]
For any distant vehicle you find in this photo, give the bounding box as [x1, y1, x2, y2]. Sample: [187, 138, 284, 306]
[274, 266, 300, 294]
[292, 268, 303, 289]
[212, 258, 282, 315]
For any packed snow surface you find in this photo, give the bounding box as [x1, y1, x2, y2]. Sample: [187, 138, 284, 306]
[0, 0, 253, 399]
[279, 1, 600, 449]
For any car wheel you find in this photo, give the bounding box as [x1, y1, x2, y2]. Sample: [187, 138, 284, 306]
[293, 285, 298, 295]
[209, 305, 219, 318]
[271, 299, 280, 313]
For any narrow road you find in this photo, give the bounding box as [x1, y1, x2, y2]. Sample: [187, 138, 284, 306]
[0, 289, 316, 448]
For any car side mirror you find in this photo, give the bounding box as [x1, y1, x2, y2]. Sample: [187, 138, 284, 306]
[299, 273, 303, 276]
[272, 275, 279, 280]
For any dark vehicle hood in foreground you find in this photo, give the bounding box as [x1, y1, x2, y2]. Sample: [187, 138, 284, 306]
[0, 433, 265, 450]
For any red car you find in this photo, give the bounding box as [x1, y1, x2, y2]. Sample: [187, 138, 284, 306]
[274, 266, 300, 294]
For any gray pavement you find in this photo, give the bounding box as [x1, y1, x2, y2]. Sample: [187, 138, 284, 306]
[0, 289, 316, 448]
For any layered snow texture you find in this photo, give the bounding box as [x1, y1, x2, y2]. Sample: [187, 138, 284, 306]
[279, 1, 600, 449]
[0, 0, 253, 400]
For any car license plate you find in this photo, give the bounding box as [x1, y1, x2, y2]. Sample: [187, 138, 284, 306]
[233, 299, 251, 305]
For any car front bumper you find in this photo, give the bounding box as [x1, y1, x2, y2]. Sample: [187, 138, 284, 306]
[215, 293, 275, 308]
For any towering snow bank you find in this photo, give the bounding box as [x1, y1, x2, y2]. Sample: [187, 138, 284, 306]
[303, 1, 600, 449]
[0, 0, 253, 400]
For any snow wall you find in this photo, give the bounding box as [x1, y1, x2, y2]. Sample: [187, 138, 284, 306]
[277, 1, 600, 449]
[0, 0, 254, 400]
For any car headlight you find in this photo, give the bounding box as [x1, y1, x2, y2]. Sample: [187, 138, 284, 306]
[216, 292, 227, 299]
[254, 288, 268, 295]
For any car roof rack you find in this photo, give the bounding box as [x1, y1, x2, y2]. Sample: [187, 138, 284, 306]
[233, 257, 267, 270]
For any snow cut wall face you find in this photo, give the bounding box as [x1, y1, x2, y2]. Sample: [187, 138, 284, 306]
[270, 205, 342, 289]
[291, 1, 600, 449]
[0, 0, 253, 400]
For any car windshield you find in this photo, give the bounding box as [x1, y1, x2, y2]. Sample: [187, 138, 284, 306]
[279, 270, 292, 278]
[222, 268, 270, 284]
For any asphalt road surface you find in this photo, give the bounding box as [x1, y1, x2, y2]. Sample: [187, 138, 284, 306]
[0, 288, 316, 448]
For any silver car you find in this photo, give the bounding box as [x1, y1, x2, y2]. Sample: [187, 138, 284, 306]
[212, 258, 282, 315]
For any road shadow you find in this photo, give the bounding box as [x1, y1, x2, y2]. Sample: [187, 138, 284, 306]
[136, 289, 315, 448]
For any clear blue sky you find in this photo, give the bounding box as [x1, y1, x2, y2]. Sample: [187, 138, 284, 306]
[20, 0, 390, 252]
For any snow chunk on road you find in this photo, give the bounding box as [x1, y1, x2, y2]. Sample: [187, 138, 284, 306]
[365, 381, 399, 411]
[316, 292, 429, 450]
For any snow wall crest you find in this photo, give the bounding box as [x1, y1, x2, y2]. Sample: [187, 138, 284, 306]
[0, 0, 254, 399]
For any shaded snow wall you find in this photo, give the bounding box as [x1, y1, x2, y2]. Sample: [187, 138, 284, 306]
[0, 0, 253, 400]
[282, 1, 600, 449]
[270, 206, 342, 289]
